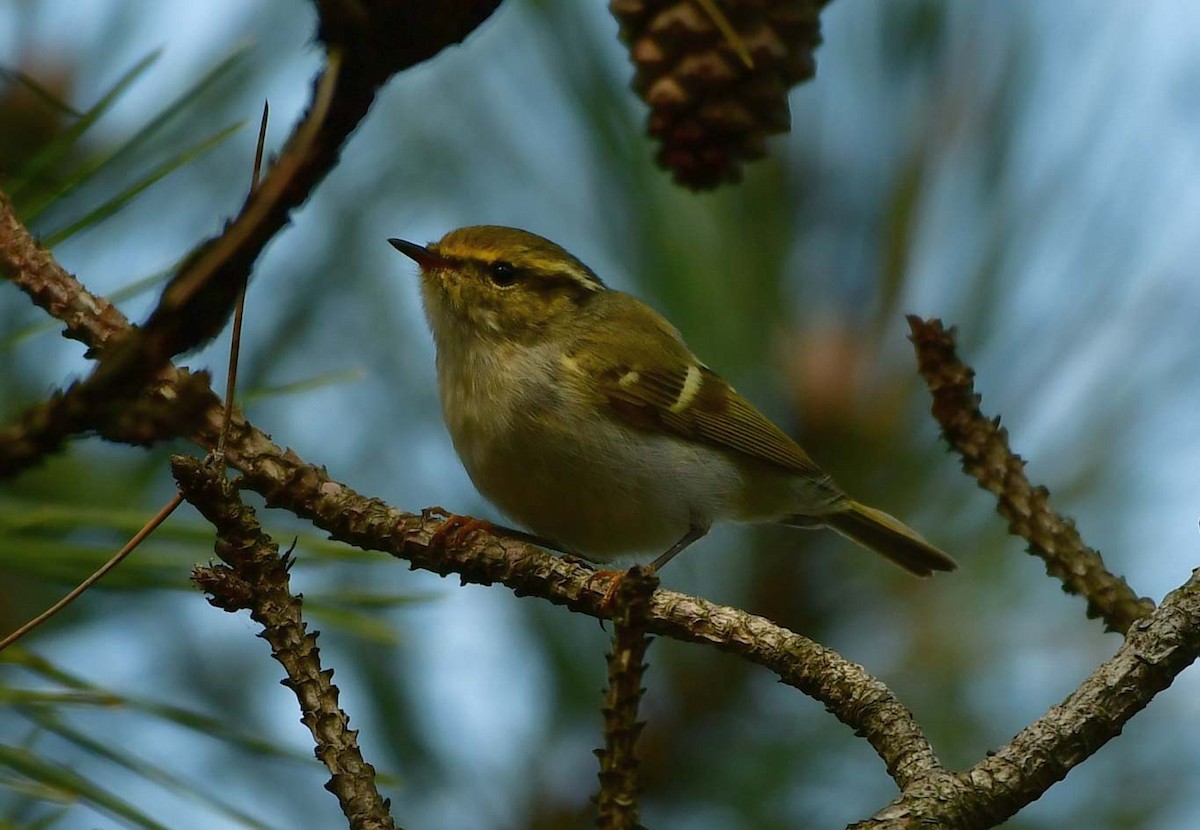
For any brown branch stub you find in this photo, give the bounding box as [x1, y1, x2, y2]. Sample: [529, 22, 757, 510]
[173, 456, 397, 830]
[907, 315, 1155, 633]
[595, 566, 659, 830]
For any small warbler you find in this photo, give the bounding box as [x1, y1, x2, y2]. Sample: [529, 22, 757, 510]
[389, 226, 956, 577]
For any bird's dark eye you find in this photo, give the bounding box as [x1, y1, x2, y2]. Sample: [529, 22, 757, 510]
[488, 261, 517, 287]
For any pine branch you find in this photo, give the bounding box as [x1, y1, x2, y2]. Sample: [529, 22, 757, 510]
[0, 0, 503, 475]
[908, 316, 1155, 632]
[173, 455, 397, 830]
[852, 567, 1200, 829]
[595, 566, 658, 830]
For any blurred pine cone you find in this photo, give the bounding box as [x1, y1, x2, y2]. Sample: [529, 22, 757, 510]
[610, 0, 829, 190]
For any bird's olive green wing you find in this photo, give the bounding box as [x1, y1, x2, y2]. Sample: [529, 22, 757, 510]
[566, 304, 824, 478]
[604, 363, 825, 478]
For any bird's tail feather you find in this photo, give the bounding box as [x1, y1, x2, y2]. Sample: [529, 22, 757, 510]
[815, 501, 957, 577]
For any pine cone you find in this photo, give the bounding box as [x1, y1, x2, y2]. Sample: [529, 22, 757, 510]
[610, 0, 828, 190]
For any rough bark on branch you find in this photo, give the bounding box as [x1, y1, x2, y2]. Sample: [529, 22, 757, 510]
[173, 455, 397, 830]
[853, 566, 1200, 829]
[908, 315, 1154, 633]
[595, 565, 658, 830]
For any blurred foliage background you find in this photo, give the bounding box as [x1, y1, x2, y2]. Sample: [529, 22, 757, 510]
[3, 1, 1200, 828]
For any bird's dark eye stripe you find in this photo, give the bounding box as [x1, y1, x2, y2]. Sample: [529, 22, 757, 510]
[478, 259, 603, 294]
[489, 260, 517, 286]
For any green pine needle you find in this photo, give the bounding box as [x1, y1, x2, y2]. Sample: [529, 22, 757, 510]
[21, 45, 250, 223]
[240, 368, 365, 403]
[41, 119, 244, 247]
[0, 745, 170, 830]
[6, 50, 162, 205]
[20, 710, 278, 830]
[3, 650, 311, 765]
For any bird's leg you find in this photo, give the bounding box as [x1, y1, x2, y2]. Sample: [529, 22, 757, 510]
[648, 523, 710, 572]
[593, 522, 710, 608]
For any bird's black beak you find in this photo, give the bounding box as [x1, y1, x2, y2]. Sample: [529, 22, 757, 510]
[388, 238, 447, 270]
